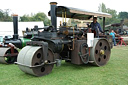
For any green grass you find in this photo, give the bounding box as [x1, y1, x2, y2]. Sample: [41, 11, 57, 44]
[0, 46, 128, 85]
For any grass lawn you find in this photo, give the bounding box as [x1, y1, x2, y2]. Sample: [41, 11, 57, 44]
[0, 46, 128, 85]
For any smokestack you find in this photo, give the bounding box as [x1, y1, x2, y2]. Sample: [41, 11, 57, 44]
[50, 2, 57, 31]
[13, 14, 19, 39]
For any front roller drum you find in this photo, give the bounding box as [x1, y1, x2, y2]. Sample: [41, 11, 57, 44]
[17, 46, 54, 76]
[90, 38, 111, 66]
[0, 47, 18, 64]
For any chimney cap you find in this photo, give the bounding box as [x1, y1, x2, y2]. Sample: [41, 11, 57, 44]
[50, 2, 57, 5]
[12, 14, 18, 16]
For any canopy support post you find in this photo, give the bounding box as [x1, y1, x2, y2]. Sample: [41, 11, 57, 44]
[103, 17, 105, 31]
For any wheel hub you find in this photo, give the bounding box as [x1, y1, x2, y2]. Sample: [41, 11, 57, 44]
[100, 49, 105, 55]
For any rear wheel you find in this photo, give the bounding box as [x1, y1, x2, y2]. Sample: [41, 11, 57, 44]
[90, 38, 111, 66]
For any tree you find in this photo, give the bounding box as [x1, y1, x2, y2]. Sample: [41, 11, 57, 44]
[98, 3, 120, 28]
[0, 9, 12, 21]
[32, 13, 50, 26]
[20, 12, 51, 26]
[98, 3, 107, 13]
[0, 9, 4, 21]
[105, 8, 120, 25]
[118, 12, 128, 20]
[20, 15, 32, 21]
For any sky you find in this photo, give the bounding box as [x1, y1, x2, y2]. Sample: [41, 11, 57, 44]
[0, 0, 128, 17]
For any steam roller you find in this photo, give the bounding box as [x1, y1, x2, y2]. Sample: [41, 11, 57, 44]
[16, 2, 113, 77]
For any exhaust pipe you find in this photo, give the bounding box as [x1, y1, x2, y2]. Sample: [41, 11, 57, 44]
[50, 2, 57, 31]
[13, 14, 19, 39]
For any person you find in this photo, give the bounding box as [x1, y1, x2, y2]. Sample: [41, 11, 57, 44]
[90, 17, 103, 37]
[110, 30, 116, 46]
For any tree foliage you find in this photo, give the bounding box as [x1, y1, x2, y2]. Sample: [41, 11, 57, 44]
[0, 9, 12, 21]
[20, 15, 32, 21]
[0, 10, 50, 26]
[118, 12, 128, 20]
[98, 3, 120, 28]
[20, 12, 51, 26]
[105, 8, 120, 24]
[98, 3, 107, 13]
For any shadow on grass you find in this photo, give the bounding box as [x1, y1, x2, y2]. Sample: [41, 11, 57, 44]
[0, 63, 15, 66]
[18, 72, 38, 78]
[59, 61, 98, 70]
[16, 61, 98, 78]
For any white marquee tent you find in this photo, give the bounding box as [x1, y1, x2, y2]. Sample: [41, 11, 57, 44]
[0, 22, 44, 37]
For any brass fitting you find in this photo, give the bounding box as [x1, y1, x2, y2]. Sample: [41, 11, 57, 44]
[100, 50, 105, 55]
